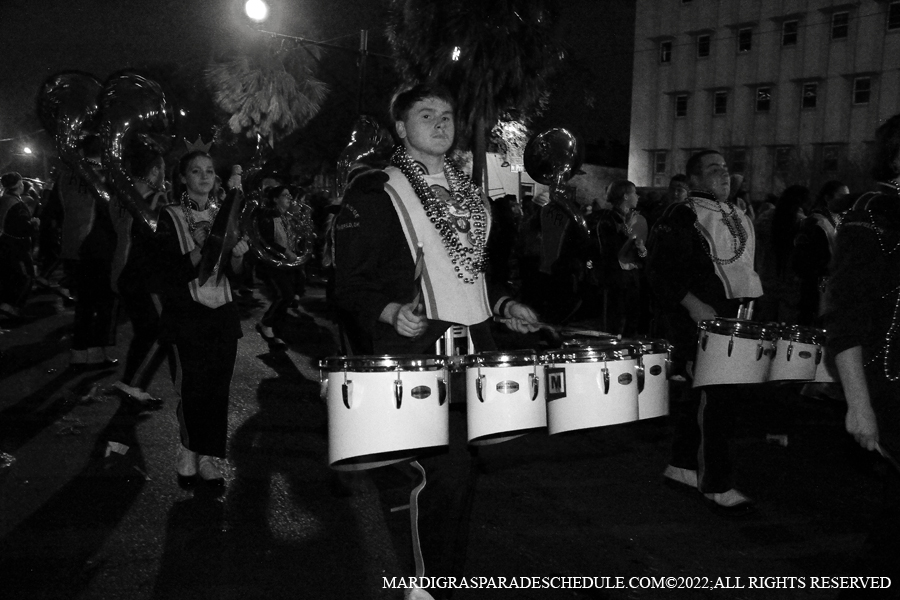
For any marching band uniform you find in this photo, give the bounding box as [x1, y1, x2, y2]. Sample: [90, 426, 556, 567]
[153, 202, 242, 460]
[647, 188, 762, 513]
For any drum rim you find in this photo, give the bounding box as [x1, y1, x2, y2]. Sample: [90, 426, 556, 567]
[541, 342, 641, 363]
[776, 324, 827, 344]
[620, 337, 672, 354]
[461, 350, 540, 367]
[698, 318, 779, 339]
[319, 354, 447, 372]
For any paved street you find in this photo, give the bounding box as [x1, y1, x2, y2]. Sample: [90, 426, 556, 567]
[0, 279, 894, 600]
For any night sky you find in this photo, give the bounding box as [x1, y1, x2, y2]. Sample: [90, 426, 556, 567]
[0, 0, 635, 175]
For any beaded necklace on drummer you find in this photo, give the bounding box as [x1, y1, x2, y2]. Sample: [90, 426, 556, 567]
[869, 180, 900, 380]
[180, 191, 219, 235]
[689, 196, 748, 265]
[391, 147, 488, 283]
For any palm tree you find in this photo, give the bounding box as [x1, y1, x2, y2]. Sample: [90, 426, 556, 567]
[386, 0, 563, 187]
[205, 37, 329, 161]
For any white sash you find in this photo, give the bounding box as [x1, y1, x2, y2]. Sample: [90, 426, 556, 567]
[811, 213, 838, 256]
[692, 197, 763, 300]
[163, 205, 232, 309]
[384, 166, 492, 325]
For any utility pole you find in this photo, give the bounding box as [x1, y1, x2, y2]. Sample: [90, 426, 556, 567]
[357, 30, 368, 116]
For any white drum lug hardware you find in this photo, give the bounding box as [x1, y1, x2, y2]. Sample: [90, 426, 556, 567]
[786, 341, 794, 361]
[756, 338, 765, 361]
[602, 363, 610, 395]
[529, 363, 539, 401]
[438, 377, 447, 405]
[728, 334, 735, 357]
[815, 347, 823, 365]
[636, 356, 646, 394]
[475, 365, 485, 402]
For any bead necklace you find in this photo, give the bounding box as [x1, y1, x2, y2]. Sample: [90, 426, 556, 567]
[135, 175, 165, 193]
[180, 191, 218, 235]
[690, 195, 748, 265]
[391, 147, 488, 283]
[867, 182, 900, 380]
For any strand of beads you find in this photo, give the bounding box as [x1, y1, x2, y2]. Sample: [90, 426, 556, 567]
[691, 198, 748, 265]
[180, 192, 219, 236]
[391, 148, 488, 283]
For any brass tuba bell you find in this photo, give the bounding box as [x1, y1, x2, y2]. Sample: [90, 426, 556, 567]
[523, 127, 588, 232]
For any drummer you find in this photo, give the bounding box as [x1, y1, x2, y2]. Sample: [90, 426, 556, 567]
[646, 149, 763, 516]
[332, 82, 539, 596]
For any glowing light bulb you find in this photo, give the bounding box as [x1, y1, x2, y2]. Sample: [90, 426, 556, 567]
[245, 0, 269, 23]
[452, 46, 461, 61]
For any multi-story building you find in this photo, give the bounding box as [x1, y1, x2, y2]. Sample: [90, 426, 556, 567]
[628, 0, 900, 199]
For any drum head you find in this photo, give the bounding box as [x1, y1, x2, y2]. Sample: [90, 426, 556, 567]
[319, 354, 446, 372]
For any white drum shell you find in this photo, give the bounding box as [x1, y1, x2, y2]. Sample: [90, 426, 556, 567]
[637, 351, 669, 419]
[465, 362, 547, 445]
[693, 330, 774, 387]
[325, 367, 448, 470]
[544, 357, 640, 435]
[769, 339, 822, 381]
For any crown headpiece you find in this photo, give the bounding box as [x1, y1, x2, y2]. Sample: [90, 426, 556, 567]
[184, 136, 212, 153]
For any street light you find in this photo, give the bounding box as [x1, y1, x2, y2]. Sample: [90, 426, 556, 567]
[244, 0, 269, 23]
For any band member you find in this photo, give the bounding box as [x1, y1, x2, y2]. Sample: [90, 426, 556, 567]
[110, 145, 172, 405]
[0, 172, 38, 319]
[332, 83, 538, 598]
[646, 149, 762, 515]
[825, 114, 900, 588]
[152, 150, 249, 487]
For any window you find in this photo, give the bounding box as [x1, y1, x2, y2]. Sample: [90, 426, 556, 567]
[730, 148, 747, 174]
[654, 151, 668, 175]
[697, 34, 711, 57]
[889, 1, 900, 30]
[853, 77, 871, 105]
[802, 82, 818, 109]
[738, 28, 753, 52]
[822, 145, 841, 172]
[756, 87, 772, 112]
[660, 41, 672, 63]
[675, 95, 688, 117]
[774, 147, 792, 174]
[832, 12, 849, 39]
[714, 91, 728, 115]
[782, 20, 799, 46]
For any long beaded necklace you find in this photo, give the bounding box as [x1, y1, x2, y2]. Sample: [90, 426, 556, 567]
[863, 181, 900, 380]
[180, 191, 219, 236]
[690, 195, 748, 265]
[391, 147, 488, 283]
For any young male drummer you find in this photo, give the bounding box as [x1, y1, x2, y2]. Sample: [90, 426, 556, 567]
[332, 83, 539, 597]
[646, 149, 763, 515]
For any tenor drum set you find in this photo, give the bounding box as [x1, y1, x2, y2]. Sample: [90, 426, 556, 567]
[692, 317, 837, 388]
[319, 335, 674, 471]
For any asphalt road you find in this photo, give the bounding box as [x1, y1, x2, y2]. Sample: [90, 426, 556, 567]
[0, 279, 896, 600]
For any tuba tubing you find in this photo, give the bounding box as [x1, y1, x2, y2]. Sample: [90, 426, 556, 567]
[240, 187, 315, 270]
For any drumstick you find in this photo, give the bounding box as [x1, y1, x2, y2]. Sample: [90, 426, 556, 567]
[876, 442, 900, 475]
[411, 243, 425, 315]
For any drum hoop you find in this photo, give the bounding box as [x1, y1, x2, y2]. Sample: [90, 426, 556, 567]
[778, 325, 827, 345]
[542, 343, 641, 363]
[318, 354, 446, 372]
[462, 350, 539, 368]
[622, 338, 672, 354]
[699, 318, 778, 340]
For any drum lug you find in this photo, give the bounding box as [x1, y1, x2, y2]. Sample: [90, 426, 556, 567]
[701, 333, 709, 351]
[602, 367, 610, 395]
[342, 380, 353, 409]
[529, 373, 539, 401]
[666, 348, 672, 378]
[438, 377, 447, 405]
[394, 375, 403, 409]
[476, 374, 485, 402]
[636, 360, 645, 394]
[815, 347, 823, 365]
[728, 335, 734, 357]
[786, 342, 793, 362]
[756, 341, 763, 361]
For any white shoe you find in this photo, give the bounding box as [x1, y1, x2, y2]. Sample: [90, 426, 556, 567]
[663, 464, 698, 489]
[198, 455, 225, 485]
[175, 444, 197, 477]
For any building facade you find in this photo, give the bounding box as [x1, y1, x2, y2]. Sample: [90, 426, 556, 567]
[628, 0, 900, 199]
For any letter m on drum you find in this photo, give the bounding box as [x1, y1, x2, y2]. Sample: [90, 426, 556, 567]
[545, 367, 567, 400]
